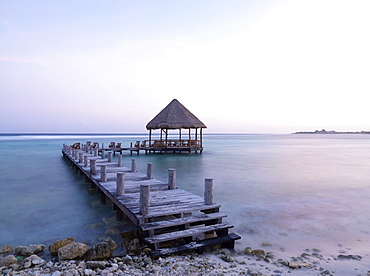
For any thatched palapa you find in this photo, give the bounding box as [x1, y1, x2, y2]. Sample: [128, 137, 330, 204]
[144, 99, 206, 153]
[146, 99, 206, 130]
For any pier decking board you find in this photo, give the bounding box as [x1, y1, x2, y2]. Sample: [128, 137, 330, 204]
[144, 223, 234, 244]
[62, 144, 240, 256]
[140, 212, 228, 231]
[151, 233, 241, 257]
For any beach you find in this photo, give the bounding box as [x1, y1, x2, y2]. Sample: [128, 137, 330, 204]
[1, 134, 369, 274]
[1, 239, 369, 275]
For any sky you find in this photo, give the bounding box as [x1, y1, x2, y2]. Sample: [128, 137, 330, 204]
[1, 0, 369, 133]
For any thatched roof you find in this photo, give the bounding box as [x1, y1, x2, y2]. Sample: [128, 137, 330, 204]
[146, 99, 207, 130]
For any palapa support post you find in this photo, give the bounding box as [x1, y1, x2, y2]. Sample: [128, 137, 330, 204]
[116, 172, 125, 195]
[79, 152, 84, 163]
[108, 152, 113, 162]
[147, 163, 153, 180]
[84, 156, 89, 167]
[204, 179, 214, 205]
[131, 159, 137, 173]
[100, 164, 107, 182]
[118, 154, 123, 167]
[90, 159, 97, 175]
[168, 168, 176, 190]
[140, 184, 150, 215]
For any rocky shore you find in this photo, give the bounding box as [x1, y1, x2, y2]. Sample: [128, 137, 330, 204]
[1, 237, 370, 276]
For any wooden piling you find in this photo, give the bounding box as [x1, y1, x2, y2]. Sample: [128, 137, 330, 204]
[101, 150, 105, 159]
[116, 172, 125, 195]
[84, 156, 89, 167]
[108, 152, 113, 162]
[90, 159, 97, 175]
[79, 152, 84, 163]
[131, 159, 137, 173]
[204, 179, 214, 205]
[140, 184, 150, 215]
[168, 168, 176, 190]
[100, 164, 107, 182]
[118, 154, 123, 167]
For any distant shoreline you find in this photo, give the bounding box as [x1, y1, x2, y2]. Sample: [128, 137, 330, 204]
[293, 129, 370, 134]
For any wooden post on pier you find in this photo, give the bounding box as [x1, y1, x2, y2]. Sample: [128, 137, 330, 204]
[131, 159, 137, 173]
[108, 152, 113, 162]
[101, 150, 105, 159]
[116, 172, 125, 195]
[204, 179, 214, 205]
[147, 163, 153, 180]
[94, 148, 98, 157]
[90, 159, 97, 175]
[101, 165, 107, 182]
[79, 152, 84, 163]
[118, 154, 123, 167]
[168, 168, 176, 190]
[140, 184, 150, 215]
[84, 156, 89, 167]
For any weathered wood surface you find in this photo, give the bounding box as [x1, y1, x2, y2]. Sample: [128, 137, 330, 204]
[62, 144, 240, 256]
[140, 212, 227, 231]
[151, 233, 241, 257]
[144, 222, 233, 244]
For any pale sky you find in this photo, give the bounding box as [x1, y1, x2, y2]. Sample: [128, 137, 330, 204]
[1, 0, 369, 133]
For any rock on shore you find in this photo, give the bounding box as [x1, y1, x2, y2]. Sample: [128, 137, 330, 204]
[58, 242, 89, 260]
[49, 238, 75, 256]
[1, 239, 370, 276]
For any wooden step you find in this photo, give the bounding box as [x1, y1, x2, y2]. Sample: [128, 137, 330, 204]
[144, 222, 233, 244]
[140, 212, 227, 232]
[151, 233, 241, 257]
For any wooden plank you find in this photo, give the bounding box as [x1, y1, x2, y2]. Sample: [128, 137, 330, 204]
[151, 233, 241, 257]
[134, 203, 221, 220]
[144, 223, 234, 244]
[100, 182, 168, 195]
[140, 212, 227, 231]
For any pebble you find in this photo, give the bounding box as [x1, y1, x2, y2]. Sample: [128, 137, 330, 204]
[0, 242, 367, 276]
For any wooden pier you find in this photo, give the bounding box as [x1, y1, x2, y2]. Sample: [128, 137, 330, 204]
[62, 142, 240, 257]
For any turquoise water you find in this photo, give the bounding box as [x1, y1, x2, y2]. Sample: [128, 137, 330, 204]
[1, 133, 369, 260]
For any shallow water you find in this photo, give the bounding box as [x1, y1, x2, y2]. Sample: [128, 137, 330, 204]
[1, 133, 369, 261]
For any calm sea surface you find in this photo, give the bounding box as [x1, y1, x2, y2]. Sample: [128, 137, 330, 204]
[1, 134, 369, 260]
